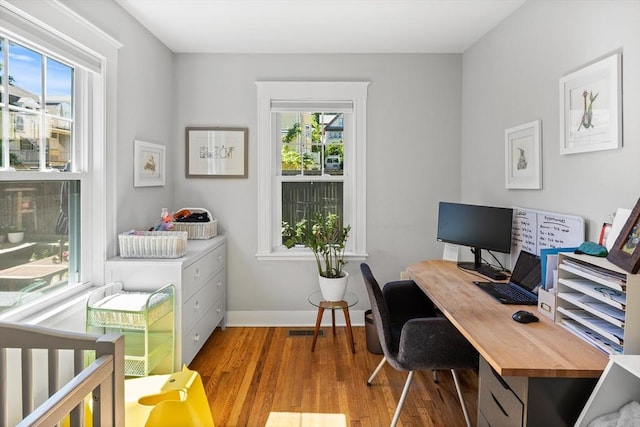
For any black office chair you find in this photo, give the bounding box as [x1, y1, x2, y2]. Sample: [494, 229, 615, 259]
[360, 263, 478, 427]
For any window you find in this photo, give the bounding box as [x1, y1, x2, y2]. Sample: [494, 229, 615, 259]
[256, 82, 369, 259]
[2, 41, 74, 169]
[0, 3, 113, 318]
[280, 111, 344, 228]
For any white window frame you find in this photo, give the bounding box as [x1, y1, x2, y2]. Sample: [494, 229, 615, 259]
[0, 0, 120, 322]
[256, 81, 369, 260]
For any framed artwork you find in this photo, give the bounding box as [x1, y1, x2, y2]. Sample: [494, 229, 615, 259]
[607, 198, 640, 274]
[559, 53, 622, 155]
[505, 120, 541, 189]
[134, 140, 165, 187]
[186, 127, 248, 178]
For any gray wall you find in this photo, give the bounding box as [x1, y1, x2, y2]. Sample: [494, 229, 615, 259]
[461, 0, 640, 241]
[56, 0, 640, 323]
[53, 1, 464, 320]
[173, 54, 462, 319]
[63, 0, 176, 235]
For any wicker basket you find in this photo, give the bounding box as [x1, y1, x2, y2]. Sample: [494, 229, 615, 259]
[172, 207, 217, 240]
[118, 231, 188, 258]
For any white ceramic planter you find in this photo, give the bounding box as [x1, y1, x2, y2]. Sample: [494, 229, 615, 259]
[318, 271, 349, 301]
[7, 231, 24, 244]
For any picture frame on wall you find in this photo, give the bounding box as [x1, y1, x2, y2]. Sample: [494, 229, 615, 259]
[607, 198, 640, 274]
[134, 140, 166, 187]
[186, 127, 248, 178]
[559, 53, 622, 155]
[505, 120, 541, 189]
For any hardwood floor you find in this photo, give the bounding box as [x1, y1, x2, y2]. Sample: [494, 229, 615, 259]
[189, 326, 479, 427]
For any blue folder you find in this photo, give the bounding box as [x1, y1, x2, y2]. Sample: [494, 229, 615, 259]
[540, 247, 577, 290]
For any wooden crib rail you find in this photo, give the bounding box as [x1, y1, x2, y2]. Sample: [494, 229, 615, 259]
[0, 321, 124, 427]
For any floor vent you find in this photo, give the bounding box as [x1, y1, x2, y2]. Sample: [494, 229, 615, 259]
[288, 329, 323, 337]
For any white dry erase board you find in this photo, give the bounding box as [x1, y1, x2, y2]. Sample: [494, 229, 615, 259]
[511, 207, 585, 267]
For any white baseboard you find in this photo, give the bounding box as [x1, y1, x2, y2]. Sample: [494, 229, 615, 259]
[227, 309, 367, 327]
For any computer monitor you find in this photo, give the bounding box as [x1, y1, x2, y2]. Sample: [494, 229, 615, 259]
[437, 201, 514, 279]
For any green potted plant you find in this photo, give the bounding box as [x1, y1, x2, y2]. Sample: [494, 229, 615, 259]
[283, 212, 351, 301]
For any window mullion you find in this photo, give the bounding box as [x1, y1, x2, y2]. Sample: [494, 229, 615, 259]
[39, 53, 47, 170]
[1, 38, 9, 170]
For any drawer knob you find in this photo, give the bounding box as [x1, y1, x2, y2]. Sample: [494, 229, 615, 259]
[194, 334, 200, 342]
[217, 281, 222, 288]
[216, 308, 221, 313]
[194, 301, 200, 310]
[194, 268, 200, 278]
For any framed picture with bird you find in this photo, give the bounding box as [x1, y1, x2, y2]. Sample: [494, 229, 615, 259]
[559, 52, 621, 155]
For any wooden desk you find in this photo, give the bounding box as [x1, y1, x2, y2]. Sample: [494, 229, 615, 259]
[407, 259, 607, 377]
[407, 260, 608, 426]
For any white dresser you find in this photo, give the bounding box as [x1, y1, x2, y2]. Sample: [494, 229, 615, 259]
[105, 235, 226, 368]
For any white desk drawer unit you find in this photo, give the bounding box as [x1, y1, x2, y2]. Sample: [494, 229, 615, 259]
[105, 235, 227, 369]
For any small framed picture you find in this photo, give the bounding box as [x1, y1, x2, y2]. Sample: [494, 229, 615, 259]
[607, 198, 640, 273]
[186, 127, 248, 178]
[134, 140, 165, 187]
[505, 120, 541, 189]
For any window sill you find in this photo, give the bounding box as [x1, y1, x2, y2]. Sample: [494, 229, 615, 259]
[0, 282, 93, 324]
[256, 249, 368, 262]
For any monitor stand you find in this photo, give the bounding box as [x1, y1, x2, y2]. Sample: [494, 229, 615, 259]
[458, 248, 507, 280]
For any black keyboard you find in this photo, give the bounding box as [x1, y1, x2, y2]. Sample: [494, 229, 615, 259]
[486, 283, 536, 303]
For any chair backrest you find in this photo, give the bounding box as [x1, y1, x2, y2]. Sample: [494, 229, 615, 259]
[360, 263, 397, 358]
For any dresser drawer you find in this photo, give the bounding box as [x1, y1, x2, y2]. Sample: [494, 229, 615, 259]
[210, 293, 225, 327]
[182, 243, 225, 300]
[182, 298, 225, 364]
[479, 358, 524, 427]
[182, 269, 225, 333]
[209, 242, 225, 273]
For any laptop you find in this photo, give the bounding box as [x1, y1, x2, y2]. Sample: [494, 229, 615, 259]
[473, 250, 541, 305]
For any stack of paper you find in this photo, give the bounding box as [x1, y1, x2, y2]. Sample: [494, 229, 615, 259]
[561, 319, 622, 355]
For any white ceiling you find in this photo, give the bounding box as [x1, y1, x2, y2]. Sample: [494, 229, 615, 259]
[115, 0, 527, 54]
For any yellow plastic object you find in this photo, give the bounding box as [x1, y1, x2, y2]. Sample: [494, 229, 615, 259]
[125, 366, 214, 427]
[60, 399, 92, 427]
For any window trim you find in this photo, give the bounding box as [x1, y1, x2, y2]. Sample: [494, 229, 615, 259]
[255, 81, 369, 260]
[0, 0, 121, 322]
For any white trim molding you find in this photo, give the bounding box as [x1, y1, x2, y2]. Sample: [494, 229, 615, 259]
[255, 81, 369, 260]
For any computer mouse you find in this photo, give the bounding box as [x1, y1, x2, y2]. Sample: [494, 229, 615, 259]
[512, 310, 539, 324]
